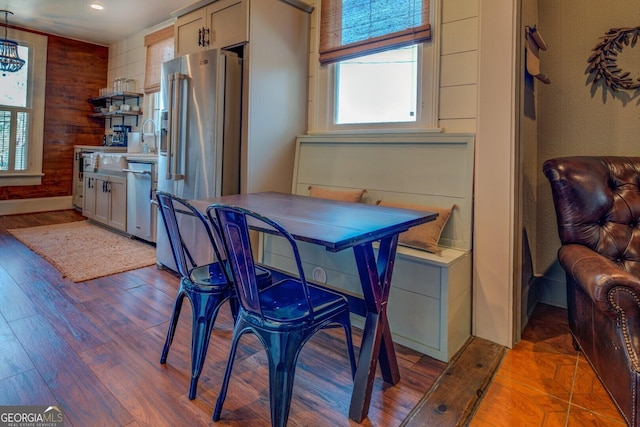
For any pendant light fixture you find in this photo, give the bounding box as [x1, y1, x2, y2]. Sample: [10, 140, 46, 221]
[0, 10, 25, 75]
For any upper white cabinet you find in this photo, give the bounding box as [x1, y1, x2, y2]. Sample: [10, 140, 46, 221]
[175, 0, 248, 56]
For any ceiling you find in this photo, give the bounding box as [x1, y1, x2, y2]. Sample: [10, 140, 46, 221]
[0, 0, 197, 46]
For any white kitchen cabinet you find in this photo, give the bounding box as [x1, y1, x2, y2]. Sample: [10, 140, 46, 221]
[175, 0, 247, 56]
[82, 174, 97, 218]
[72, 145, 126, 210]
[83, 172, 127, 232]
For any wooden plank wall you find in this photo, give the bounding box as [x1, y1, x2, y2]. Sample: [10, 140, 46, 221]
[0, 28, 108, 201]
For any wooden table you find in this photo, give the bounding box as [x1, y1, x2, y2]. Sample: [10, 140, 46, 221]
[191, 192, 437, 422]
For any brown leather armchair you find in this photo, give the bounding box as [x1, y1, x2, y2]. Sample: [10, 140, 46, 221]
[543, 156, 640, 426]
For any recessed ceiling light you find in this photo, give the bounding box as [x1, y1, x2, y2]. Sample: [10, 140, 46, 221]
[90, 3, 104, 10]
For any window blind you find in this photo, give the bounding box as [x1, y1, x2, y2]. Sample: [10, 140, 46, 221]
[144, 26, 174, 94]
[319, 0, 431, 65]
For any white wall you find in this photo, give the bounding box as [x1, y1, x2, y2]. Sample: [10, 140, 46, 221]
[107, 35, 145, 98]
[440, 0, 478, 132]
[106, 20, 174, 136]
[473, 0, 517, 347]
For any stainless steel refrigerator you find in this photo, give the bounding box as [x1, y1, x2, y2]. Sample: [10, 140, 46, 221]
[156, 49, 242, 271]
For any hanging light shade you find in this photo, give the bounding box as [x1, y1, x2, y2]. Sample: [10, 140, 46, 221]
[0, 10, 25, 75]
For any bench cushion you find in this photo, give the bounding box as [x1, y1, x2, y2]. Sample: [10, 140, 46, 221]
[377, 200, 455, 255]
[308, 185, 366, 202]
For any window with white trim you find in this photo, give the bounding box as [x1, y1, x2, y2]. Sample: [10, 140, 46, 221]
[0, 29, 47, 186]
[312, 0, 438, 132]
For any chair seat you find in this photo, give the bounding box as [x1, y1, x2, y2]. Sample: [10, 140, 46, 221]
[189, 263, 228, 289]
[257, 279, 350, 328]
[190, 263, 271, 290]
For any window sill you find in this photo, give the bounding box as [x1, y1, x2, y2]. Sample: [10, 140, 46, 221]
[305, 128, 444, 137]
[0, 174, 44, 186]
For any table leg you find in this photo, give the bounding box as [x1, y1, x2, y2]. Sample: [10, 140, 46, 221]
[348, 236, 400, 422]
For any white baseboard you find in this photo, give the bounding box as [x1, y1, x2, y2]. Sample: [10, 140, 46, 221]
[0, 196, 74, 216]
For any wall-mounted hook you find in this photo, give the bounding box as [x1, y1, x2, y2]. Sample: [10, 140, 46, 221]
[527, 25, 547, 50]
[525, 25, 551, 84]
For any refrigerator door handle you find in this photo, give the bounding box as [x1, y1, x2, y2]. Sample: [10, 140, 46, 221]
[171, 72, 186, 181]
[165, 73, 175, 180]
[122, 169, 151, 175]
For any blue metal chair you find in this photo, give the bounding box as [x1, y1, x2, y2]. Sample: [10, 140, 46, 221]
[156, 192, 234, 400]
[155, 192, 271, 400]
[208, 204, 357, 427]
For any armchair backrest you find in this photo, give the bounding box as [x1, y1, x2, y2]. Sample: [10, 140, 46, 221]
[543, 156, 640, 275]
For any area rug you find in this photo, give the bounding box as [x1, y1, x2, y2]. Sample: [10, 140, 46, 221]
[8, 220, 156, 282]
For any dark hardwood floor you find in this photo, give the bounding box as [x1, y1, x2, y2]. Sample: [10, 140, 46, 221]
[0, 210, 448, 426]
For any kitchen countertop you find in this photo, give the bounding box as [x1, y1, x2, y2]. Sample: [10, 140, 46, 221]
[125, 153, 158, 163]
[75, 145, 127, 152]
[74, 145, 158, 164]
[83, 152, 158, 175]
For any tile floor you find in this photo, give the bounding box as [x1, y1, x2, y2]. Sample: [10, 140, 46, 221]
[469, 304, 627, 426]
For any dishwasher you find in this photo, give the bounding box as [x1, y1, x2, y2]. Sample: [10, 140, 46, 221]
[124, 161, 157, 243]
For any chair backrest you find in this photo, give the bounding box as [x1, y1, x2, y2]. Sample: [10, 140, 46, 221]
[156, 191, 227, 280]
[543, 156, 640, 276]
[208, 204, 314, 321]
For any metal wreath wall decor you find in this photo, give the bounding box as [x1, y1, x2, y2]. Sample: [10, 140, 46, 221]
[587, 26, 640, 92]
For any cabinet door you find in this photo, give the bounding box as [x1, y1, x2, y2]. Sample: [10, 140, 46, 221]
[94, 176, 111, 224]
[83, 174, 97, 219]
[209, 0, 247, 49]
[175, 8, 206, 57]
[108, 176, 127, 232]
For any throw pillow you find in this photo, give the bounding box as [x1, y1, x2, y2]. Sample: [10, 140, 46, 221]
[376, 201, 456, 255]
[308, 186, 366, 202]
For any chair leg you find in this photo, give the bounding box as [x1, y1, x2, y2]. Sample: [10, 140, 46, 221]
[160, 290, 185, 364]
[264, 331, 305, 427]
[188, 291, 228, 400]
[341, 316, 357, 380]
[213, 319, 246, 421]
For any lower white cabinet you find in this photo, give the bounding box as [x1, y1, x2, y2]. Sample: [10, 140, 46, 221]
[72, 145, 126, 210]
[83, 172, 127, 232]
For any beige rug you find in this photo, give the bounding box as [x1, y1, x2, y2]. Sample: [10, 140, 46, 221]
[8, 220, 157, 282]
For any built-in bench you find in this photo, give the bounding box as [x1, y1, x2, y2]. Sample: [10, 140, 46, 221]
[261, 132, 475, 362]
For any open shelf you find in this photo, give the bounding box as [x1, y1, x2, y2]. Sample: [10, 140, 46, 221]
[89, 92, 143, 127]
[89, 111, 143, 118]
[89, 92, 144, 104]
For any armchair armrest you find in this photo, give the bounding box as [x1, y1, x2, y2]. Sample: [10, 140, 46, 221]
[559, 243, 640, 314]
